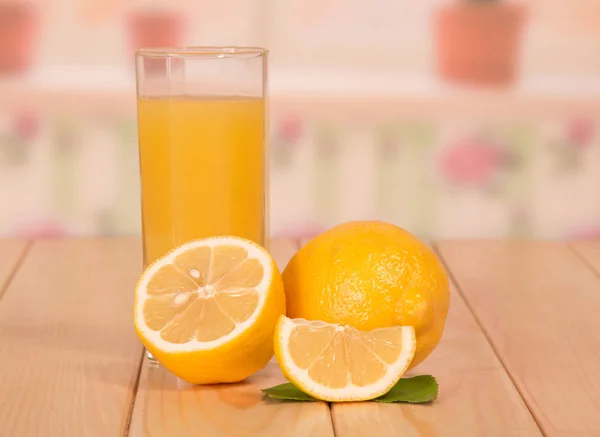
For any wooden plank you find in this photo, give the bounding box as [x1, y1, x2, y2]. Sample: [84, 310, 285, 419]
[438, 241, 600, 437]
[571, 241, 600, 276]
[128, 237, 335, 437]
[331, 283, 543, 437]
[0, 238, 144, 437]
[0, 239, 29, 297]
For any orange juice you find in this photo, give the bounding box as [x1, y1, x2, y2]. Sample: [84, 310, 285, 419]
[137, 95, 266, 265]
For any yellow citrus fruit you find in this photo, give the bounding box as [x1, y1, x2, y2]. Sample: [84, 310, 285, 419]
[282, 221, 450, 369]
[133, 236, 285, 384]
[274, 316, 416, 401]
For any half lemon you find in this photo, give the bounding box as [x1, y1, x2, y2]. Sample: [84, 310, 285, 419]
[274, 316, 416, 401]
[133, 237, 285, 384]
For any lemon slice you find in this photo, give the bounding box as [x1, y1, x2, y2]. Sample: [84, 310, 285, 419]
[274, 316, 416, 401]
[133, 237, 285, 384]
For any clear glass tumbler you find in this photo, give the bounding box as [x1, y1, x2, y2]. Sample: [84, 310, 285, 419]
[135, 47, 268, 265]
[135, 47, 268, 359]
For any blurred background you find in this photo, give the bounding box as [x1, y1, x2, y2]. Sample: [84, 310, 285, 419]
[1, 0, 599, 241]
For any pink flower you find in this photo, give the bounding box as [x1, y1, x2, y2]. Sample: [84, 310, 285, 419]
[12, 112, 40, 141]
[17, 221, 68, 239]
[566, 118, 595, 149]
[276, 115, 303, 144]
[438, 138, 510, 187]
[569, 226, 600, 240]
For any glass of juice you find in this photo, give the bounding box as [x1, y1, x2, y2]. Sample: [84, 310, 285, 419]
[135, 47, 268, 267]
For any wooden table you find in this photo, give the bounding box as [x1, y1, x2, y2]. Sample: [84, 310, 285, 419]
[1, 238, 600, 437]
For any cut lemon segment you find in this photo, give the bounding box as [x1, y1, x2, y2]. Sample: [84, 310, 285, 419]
[134, 237, 285, 384]
[274, 316, 416, 401]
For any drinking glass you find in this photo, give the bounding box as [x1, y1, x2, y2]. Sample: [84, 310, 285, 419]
[135, 47, 268, 359]
[135, 47, 267, 264]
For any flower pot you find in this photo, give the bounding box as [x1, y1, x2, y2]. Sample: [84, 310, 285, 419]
[0, 2, 38, 75]
[435, 1, 526, 86]
[126, 10, 185, 71]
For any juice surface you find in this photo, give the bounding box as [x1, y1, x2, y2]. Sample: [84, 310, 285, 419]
[137, 95, 265, 265]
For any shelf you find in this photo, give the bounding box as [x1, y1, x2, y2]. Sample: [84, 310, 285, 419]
[2, 65, 600, 117]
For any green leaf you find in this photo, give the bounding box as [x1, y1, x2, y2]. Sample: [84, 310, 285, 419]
[262, 375, 438, 403]
[374, 375, 438, 403]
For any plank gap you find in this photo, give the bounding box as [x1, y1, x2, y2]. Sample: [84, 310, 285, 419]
[569, 242, 600, 280]
[0, 240, 32, 302]
[121, 348, 146, 437]
[434, 242, 548, 437]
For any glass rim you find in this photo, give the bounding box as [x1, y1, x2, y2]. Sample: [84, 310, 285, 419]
[136, 46, 268, 59]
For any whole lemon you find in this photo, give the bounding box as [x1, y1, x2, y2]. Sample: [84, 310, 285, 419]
[282, 221, 450, 369]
